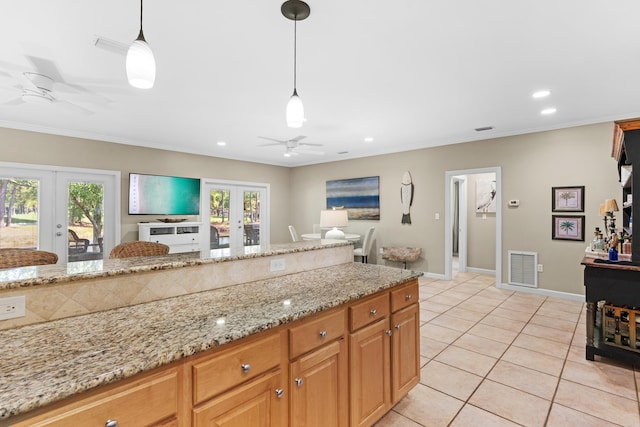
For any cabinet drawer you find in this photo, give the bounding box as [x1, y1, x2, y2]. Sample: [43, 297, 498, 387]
[193, 332, 282, 405]
[350, 293, 390, 331]
[289, 309, 345, 359]
[391, 280, 419, 312]
[13, 369, 179, 427]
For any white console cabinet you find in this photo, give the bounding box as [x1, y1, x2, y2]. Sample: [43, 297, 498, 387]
[138, 222, 204, 254]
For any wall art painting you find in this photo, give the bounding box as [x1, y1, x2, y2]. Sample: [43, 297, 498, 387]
[326, 176, 380, 220]
[552, 215, 585, 241]
[552, 186, 584, 212]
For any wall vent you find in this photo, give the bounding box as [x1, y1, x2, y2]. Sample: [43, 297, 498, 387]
[508, 251, 538, 288]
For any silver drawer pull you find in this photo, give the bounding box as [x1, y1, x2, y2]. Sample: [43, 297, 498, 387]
[405, 294, 413, 301]
[370, 309, 378, 316]
[386, 329, 392, 336]
[319, 330, 327, 338]
[275, 388, 285, 398]
[295, 378, 304, 387]
[241, 363, 251, 373]
[395, 324, 401, 330]
[106, 420, 119, 427]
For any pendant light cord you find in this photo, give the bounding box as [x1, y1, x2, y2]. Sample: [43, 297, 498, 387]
[293, 17, 297, 91]
[138, 0, 145, 41]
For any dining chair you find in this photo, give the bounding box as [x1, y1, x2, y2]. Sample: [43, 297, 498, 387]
[0, 248, 58, 269]
[109, 241, 170, 259]
[288, 225, 300, 242]
[354, 227, 375, 263]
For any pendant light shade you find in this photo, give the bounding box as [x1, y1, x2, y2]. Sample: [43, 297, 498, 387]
[282, 1, 310, 128]
[126, 0, 156, 89]
[286, 89, 304, 128]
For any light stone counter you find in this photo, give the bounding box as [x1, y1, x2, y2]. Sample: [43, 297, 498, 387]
[0, 262, 421, 421]
[0, 240, 350, 291]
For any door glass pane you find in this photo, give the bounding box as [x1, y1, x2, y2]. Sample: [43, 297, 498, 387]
[67, 182, 104, 262]
[0, 178, 39, 249]
[209, 189, 230, 249]
[243, 190, 260, 247]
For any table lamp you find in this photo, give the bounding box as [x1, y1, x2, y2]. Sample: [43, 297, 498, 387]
[320, 209, 348, 239]
[604, 198, 619, 237]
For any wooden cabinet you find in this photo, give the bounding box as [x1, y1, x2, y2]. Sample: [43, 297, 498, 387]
[11, 368, 181, 427]
[190, 331, 288, 427]
[289, 308, 348, 427]
[349, 280, 420, 427]
[192, 370, 286, 427]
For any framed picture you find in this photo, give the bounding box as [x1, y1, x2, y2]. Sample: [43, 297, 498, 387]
[326, 176, 380, 220]
[552, 215, 585, 241]
[552, 186, 584, 212]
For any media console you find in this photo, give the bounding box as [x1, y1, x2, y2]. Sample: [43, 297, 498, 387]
[138, 222, 205, 254]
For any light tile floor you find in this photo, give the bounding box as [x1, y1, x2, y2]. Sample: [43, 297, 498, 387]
[375, 273, 640, 427]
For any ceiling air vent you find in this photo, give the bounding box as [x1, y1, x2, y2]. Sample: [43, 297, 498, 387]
[508, 250, 537, 288]
[475, 126, 494, 132]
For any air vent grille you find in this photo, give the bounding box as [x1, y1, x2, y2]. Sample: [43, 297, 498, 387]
[508, 251, 537, 288]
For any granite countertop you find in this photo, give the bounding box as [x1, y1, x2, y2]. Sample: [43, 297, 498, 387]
[0, 240, 351, 291]
[0, 262, 421, 421]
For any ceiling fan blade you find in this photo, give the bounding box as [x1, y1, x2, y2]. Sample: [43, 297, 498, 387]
[299, 142, 323, 147]
[2, 97, 24, 106]
[258, 142, 284, 147]
[257, 136, 286, 144]
[53, 98, 94, 115]
[93, 36, 129, 56]
[290, 135, 307, 142]
[25, 55, 64, 83]
[18, 72, 38, 91]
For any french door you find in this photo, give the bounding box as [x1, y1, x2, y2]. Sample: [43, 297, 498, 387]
[0, 162, 119, 264]
[203, 179, 269, 255]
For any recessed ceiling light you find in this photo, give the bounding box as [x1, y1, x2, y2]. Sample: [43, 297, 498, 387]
[217, 141, 226, 146]
[532, 90, 551, 99]
[364, 137, 374, 142]
[541, 107, 557, 115]
[284, 152, 292, 157]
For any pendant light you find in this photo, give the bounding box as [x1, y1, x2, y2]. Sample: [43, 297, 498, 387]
[281, 0, 310, 128]
[126, 0, 156, 89]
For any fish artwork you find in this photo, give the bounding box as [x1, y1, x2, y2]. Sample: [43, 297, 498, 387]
[401, 171, 414, 224]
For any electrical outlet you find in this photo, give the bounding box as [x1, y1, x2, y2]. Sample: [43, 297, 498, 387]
[0, 295, 26, 321]
[537, 264, 543, 273]
[270, 258, 285, 272]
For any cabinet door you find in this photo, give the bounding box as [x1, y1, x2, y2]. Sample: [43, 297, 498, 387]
[391, 304, 420, 404]
[290, 339, 348, 427]
[349, 318, 391, 427]
[192, 370, 286, 427]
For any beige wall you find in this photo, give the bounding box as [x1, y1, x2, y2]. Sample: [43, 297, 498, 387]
[290, 122, 620, 296]
[1, 122, 622, 296]
[0, 127, 292, 244]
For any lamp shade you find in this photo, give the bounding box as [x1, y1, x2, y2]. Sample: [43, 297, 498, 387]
[320, 209, 348, 228]
[286, 89, 304, 128]
[126, 38, 156, 89]
[605, 198, 619, 213]
[599, 203, 606, 217]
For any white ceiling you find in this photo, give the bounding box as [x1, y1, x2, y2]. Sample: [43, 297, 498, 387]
[2, 0, 640, 167]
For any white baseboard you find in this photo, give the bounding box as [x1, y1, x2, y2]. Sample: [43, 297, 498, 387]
[497, 282, 584, 302]
[466, 267, 495, 276]
[422, 271, 446, 280]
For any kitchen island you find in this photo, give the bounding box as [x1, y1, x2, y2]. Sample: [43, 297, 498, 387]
[0, 259, 421, 426]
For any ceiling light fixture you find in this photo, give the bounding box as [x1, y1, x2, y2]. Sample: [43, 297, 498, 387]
[541, 107, 557, 115]
[364, 137, 374, 142]
[532, 90, 551, 99]
[281, 0, 310, 128]
[126, 0, 156, 89]
[217, 141, 227, 146]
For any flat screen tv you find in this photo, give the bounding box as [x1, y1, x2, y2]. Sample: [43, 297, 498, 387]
[128, 173, 201, 215]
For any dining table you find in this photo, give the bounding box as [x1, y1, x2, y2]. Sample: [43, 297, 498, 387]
[301, 233, 361, 242]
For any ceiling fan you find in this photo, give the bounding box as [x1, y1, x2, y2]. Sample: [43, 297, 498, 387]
[258, 135, 324, 157]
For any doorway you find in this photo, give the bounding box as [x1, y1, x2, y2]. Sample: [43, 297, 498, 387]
[444, 167, 502, 284]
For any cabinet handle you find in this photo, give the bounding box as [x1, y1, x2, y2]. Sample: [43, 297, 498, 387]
[405, 294, 413, 301]
[275, 388, 285, 398]
[295, 378, 304, 387]
[370, 309, 378, 316]
[105, 420, 119, 427]
[395, 324, 401, 330]
[241, 363, 251, 373]
[386, 329, 392, 336]
[319, 330, 327, 338]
